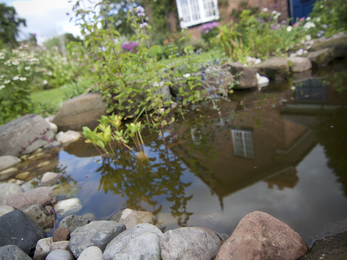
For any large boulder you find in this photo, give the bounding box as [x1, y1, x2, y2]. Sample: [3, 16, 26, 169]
[252, 57, 289, 81]
[307, 34, 347, 67]
[103, 223, 162, 260]
[160, 227, 222, 260]
[53, 93, 107, 131]
[0, 114, 54, 157]
[0, 210, 46, 256]
[215, 211, 308, 260]
[223, 62, 258, 89]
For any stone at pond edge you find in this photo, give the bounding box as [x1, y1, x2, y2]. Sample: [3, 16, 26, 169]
[223, 62, 258, 89]
[0, 155, 21, 171]
[103, 223, 162, 260]
[289, 57, 312, 72]
[53, 226, 71, 242]
[52, 93, 107, 132]
[40, 171, 60, 185]
[0, 245, 32, 260]
[50, 241, 70, 251]
[107, 208, 155, 229]
[55, 130, 81, 144]
[6, 187, 56, 210]
[77, 246, 104, 260]
[304, 231, 347, 260]
[46, 249, 75, 260]
[0, 183, 24, 206]
[23, 204, 53, 229]
[160, 226, 222, 260]
[0, 205, 14, 217]
[59, 214, 91, 233]
[0, 210, 46, 256]
[33, 237, 53, 259]
[0, 167, 18, 181]
[215, 211, 307, 260]
[0, 114, 54, 157]
[69, 221, 126, 258]
[54, 198, 83, 217]
[252, 57, 289, 81]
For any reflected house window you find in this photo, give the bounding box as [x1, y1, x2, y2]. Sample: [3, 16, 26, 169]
[177, 0, 219, 28]
[294, 78, 326, 104]
[231, 129, 254, 159]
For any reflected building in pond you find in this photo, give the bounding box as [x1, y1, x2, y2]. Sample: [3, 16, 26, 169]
[171, 88, 320, 208]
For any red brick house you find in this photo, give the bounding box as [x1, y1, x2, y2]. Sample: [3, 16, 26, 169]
[172, 0, 316, 38]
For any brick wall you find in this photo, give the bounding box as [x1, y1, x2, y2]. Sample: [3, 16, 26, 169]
[186, 0, 289, 39]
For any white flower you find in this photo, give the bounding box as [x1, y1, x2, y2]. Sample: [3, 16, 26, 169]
[12, 60, 19, 66]
[320, 5, 324, 8]
[4, 79, 10, 84]
[0, 85, 5, 90]
[303, 22, 316, 30]
[263, 7, 268, 12]
[183, 73, 191, 78]
[316, 17, 321, 22]
[12, 76, 19, 81]
[305, 35, 312, 41]
[0, 52, 5, 59]
[291, 86, 296, 91]
[306, 16, 311, 21]
[271, 10, 277, 15]
[287, 26, 292, 32]
[48, 71, 52, 76]
[19, 77, 26, 81]
[24, 66, 31, 70]
[43, 80, 48, 85]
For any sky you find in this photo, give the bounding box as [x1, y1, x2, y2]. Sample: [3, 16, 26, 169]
[2, 0, 81, 44]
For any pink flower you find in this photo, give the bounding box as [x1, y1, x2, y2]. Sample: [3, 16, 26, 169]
[299, 17, 305, 21]
[293, 22, 299, 27]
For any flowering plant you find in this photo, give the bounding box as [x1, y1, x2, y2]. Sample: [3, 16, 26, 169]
[121, 42, 139, 53]
[36, 46, 80, 90]
[307, 0, 347, 38]
[71, 0, 206, 149]
[0, 44, 41, 124]
[199, 22, 220, 46]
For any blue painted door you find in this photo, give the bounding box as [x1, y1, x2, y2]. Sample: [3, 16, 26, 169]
[292, 0, 316, 22]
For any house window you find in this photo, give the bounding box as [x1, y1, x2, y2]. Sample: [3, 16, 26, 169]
[231, 129, 254, 159]
[177, 0, 219, 28]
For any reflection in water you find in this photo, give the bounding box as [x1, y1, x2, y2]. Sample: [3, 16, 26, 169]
[95, 143, 194, 229]
[14, 61, 347, 246]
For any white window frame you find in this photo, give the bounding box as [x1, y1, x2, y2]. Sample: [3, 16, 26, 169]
[231, 129, 254, 159]
[176, 0, 220, 28]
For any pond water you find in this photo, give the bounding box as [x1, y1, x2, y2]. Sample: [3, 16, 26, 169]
[18, 60, 347, 247]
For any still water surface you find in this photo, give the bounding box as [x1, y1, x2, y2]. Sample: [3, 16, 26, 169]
[20, 60, 347, 247]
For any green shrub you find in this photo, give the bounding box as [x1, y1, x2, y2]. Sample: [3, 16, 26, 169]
[0, 45, 43, 124]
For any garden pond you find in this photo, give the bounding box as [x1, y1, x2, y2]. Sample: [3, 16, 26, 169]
[16, 60, 347, 247]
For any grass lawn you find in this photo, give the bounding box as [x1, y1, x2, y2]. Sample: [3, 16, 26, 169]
[30, 85, 68, 107]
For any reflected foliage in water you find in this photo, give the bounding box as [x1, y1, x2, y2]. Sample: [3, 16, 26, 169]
[95, 142, 194, 227]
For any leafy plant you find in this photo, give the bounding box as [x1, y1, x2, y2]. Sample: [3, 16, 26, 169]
[0, 45, 43, 125]
[70, 0, 208, 147]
